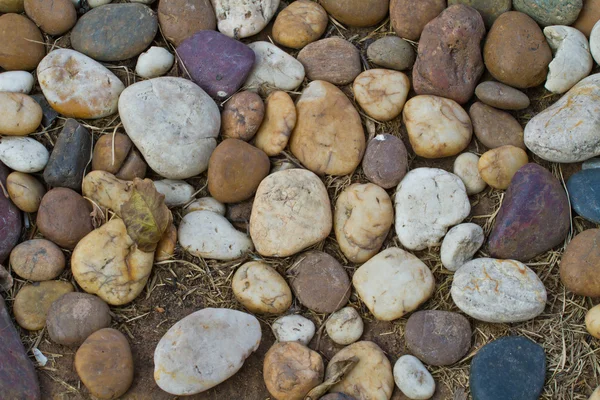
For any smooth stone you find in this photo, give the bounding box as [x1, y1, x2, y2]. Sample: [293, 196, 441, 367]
[177, 30, 255, 99]
[289, 250, 351, 313]
[75, 328, 134, 399]
[395, 168, 471, 250]
[6, 170, 44, 213]
[470, 102, 525, 149]
[245, 41, 305, 92]
[390, 0, 446, 40]
[484, 12, 552, 89]
[545, 26, 593, 94]
[37, 188, 93, 249]
[475, 81, 531, 110]
[413, 5, 485, 104]
[297, 38, 361, 86]
[31, 94, 59, 128]
[0, 71, 34, 93]
[320, 0, 388, 27]
[153, 179, 194, 207]
[0, 264, 13, 291]
[0, 13, 45, 71]
[568, 169, 600, 223]
[470, 336, 545, 400]
[232, 261, 292, 314]
[403, 95, 472, 159]
[154, 308, 261, 395]
[290, 81, 365, 175]
[362, 134, 408, 189]
[367, 36, 416, 71]
[46, 292, 111, 346]
[0, 0, 24, 11]
[353, 69, 410, 121]
[43, 119, 92, 190]
[155, 223, 177, 262]
[560, 229, 600, 296]
[513, 0, 583, 26]
[328, 341, 394, 399]
[592, 386, 600, 400]
[158, 0, 216, 46]
[0, 92, 42, 136]
[353, 247, 435, 321]
[250, 169, 332, 257]
[13, 280, 74, 330]
[488, 163, 570, 260]
[451, 258, 547, 323]
[448, 0, 511, 28]
[586, 304, 600, 338]
[38, 49, 125, 119]
[583, 158, 600, 170]
[326, 307, 364, 345]
[253, 91, 297, 156]
[221, 91, 264, 141]
[321, 394, 356, 400]
[183, 197, 225, 216]
[71, 3, 158, 62]
[0, 136, 48, 173]
[273, 0, 328, 49]
[92, 133, 132, 174]
[440, 223, 485, 272]
[573, 0, 600, 37]
[211, 0, 279, 38]
[10, 239, 65, 281]
[525, 73, 600, 163]
[592, 20, 600, 64]
[334, 183, 393, 263]
[405, 310, 471, 366]
[136, 46, 174, 78]
[179, 210, 254, 260]
[453, 153, 487, 195]
[0, 296, 41, 399]
[119, 77, 220, 179]
[225, 199, 253, 231]
[81, 171, 133, 217]
[272, 315, 315, 345]
[24, 0, 77, 35]
[478, 145, 529, 189]
[88, 0, 111, 7]
[393, 355, 435, 400]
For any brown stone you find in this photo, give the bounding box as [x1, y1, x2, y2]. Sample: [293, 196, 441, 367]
[24, 0, 77, 36]
[448, 0, 512, 28]
[273, 0, 328, 49]
[484, 11, 552, 89]
[221, 91, 265, 141]
[362, 134, 408, 189]
[155, 223, 177, 262]
[10, 239, 65, 281]
[0, 0, 24, 12]
[158, 0, 216, 46]
[413, 5, 486, 104]
[75, 328, 134, 399]
[36, 188, 94, 249]
[116, 148, 147, 180]
[475, 81, 531, 110]
[208, 139, 270, 204]
[390, 0, 446, 41]
[13, 281, 74, 330]
[470, 102, 525, 149]
[92, 133, 132, 175]
[560, 229, 600, 297]
[320, 0, 389, 27]
[297, 37, 362, 85]
[0, 13, 46, 71]
[573, 0, 600, 37]
[226, 199, 253, 231]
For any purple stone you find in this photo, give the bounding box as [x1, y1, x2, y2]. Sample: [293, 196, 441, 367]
[0, 161, 21, 264]
[176, 30, 255, 100]
[488, 163, 570, 261]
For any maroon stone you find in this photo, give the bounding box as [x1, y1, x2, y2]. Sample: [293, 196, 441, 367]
[488, 163, 570, 261]
[0, 161, 21, 263]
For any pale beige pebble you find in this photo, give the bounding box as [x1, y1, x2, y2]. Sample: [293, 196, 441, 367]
[453, 153, 487, 195]
[135, 46, 175, 79]
[586, 304, 600, 339]
[0, 92, 42, 136]
[334, 183, 394, 263]
[232, 261, 292, 314]
[326, 307, 364, 345]
[478, 145, 529, 189]
[591, 386, 600, 400]
[253, 91, 297, 156]
[272, 0, 328, 49]
[6, 171, 46, 213]
[353, 69, 410, 121]
[403, 95, 472, 158]
[245, 41, 305, 91]
[71, 219, 155, 306]
[82, 170, 133, 217]
[183, 197, 226, 216]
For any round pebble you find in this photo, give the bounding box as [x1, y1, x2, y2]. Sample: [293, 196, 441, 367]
[13, 281, 74, 330]
[6, 172, 45, 213]
[367, 36, 416, 71]
[393, 355, 436, 400]
[586, 304, 600, 339]
[470, 102, 525, 149]
[253, 91, 297, 156]
[453, 153, 487, 195]
[183, 197, 225, 216]
[353, 69, 410, 122]
[390, 0, 446, 40]
[221, 91, 265, 141]
[326, 307, 364, 345]
[297, 38, 362, 86]
[478, 145, 529, 189]
[135, 46, 174, 78]
[272, 315, 316, 345]
[232, 261, 292, 315]
[273, 0, 328, 49]
[362, 134, 408, 189]
[157, 0, 216, 46]
[10, 239, 65, 281]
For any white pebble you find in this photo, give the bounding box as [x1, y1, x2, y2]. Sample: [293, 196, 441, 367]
[88, 0, 111, 7]
[153, 179, 195, 207]
[0, 71, 34, 94]
[135, 47, 175, 79]
[590, 20, 600, 65]
[393, 355, 435, 400]
[453, 153, 486, 195]
[440, 223, 485, 272]
[183, 197, 226, 216]
[326, 307, 364, 345]
[0, 137, 49, 173]
[272, 315, 315, 345]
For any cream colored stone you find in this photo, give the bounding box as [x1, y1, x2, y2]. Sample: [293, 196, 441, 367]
[326, 307, 364, 345]
[0, 92, 42, 135]
[211, 0, 279, 39]
[135, 46, 174, 79]
[82, 170, 133, 217]
[253, 91, 297, 156]
[272, 0, 328, 49]
[183, 197, 225, 216]
[453, 152, 487, 195]
[545, 26, 593, 94]
[0, 71, 34, 93]
[353, 69, 410, 121]
[393, 355, 435, 400]
[586, 304, 600, 339]
[232, 261, 292, 314]
[0, 137, 49, 173]
[245, 41, 305, 92]
[478, 145, 529, 189]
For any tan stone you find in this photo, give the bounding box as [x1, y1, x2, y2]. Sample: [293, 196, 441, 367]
[155, 223, 177, 262]
[573, 0, 600, 37]
[353, 69, 410, 121]
[470, 102, 525, 149]
[158, 0, 216, 46]
[0, 13, 45, 71]
[221, 91, 264, 141]
[10, 239, 64, 281]
[320, 0, 389, 27]
[25, 0, 77, 36]
[82, 170, 133, 217]
[390, 0, 446, 40]
[297, 38, 362, 86]
[478, 145, 529, 189]
[13, 281, 74, 331]
[6, 171, 45, 213]
[253, 91, 297, 156]
[0, 93, 42, 136]
[0, 0, 24, 12]
[92, 133, 132, 175]
[273, 0, 328, 49]
[232, 261, 292, 314]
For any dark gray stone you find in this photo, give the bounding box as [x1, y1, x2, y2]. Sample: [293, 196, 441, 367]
[31, 94, 59, 128]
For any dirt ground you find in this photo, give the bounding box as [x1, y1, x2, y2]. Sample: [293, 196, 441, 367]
[5, 1, 600, 399]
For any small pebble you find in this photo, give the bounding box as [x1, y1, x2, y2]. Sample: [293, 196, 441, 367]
[183, 197, 226, 216]
[326, 307, 364, 345]
[153, 179, 195, 207]
[232, 261, 292, 315]
[475, 81, 530, 110]
[135, 46, 174, 78]
[245, 41, 305, 91]
[272, 315, 316, 345]
[13, 281, 74, 330]
[272, 0, 328, 49]
[0, 137, 49, 173]
[0, 92, 42, 136]
[6, 172, 46, 213]
[10, 239, 65, 281]
[470, 101, 525, 149]
[353, 69, 410, 122]
[367, 36, 416, 71]
[362, 134, 408, 189]
[221, 91, 265, 141]
[0, 71, 34, 93]
[453, 153, 487, 195]
[440, 223, 485, 271]
[393, 355, 436, 400]
[478, 145, 529, 189]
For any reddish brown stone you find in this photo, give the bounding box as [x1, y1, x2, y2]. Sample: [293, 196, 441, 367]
[390, 0, 446, 41]
[0, 13, 46, 71]
[560, 229, 600, 297]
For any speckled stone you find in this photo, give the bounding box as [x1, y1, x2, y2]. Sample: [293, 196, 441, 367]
[513, 0, 583, 26]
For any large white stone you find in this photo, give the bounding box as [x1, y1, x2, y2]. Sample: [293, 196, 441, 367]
[451, 258, 547, 323]
[524, 73, 600, 163]
[153, 179, 195, 207]
[440, 223, 485, 272]
[0, 137, 48, 173]
[135, 46, 174, 79]
[352, 247, 435, 321]
[118, 77, 220, 179]
[245, 42, 305, 92]
[0, 71, 34, 94]
[154, 308, 261, 395]
[544, 26, 593, 94]
[272, 315, 315, 345]
[211, 0, 279, 39]
[393, 355, 435, 400]
[178, 211, 253, 260]
[395, 168, 471, 250]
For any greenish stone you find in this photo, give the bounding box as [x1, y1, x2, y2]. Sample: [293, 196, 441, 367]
[513, 0, 583, 26]
[448, 0, 511, 28]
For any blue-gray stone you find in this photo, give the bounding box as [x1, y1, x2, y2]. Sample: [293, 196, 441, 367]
[513, 0, 583, 26]
[567, 168, 600, 224]
[583, 158, 600, 170]
[470, 336, 546, 400]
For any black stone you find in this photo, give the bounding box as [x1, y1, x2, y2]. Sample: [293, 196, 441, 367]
[43, 119, 92, 191]
[31, 94, 59, 128]
[470, 336, 545, 400]
[0, 161, 21, 264]
[567, 168, 600, 224]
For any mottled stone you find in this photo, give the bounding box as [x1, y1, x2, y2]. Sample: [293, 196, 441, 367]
[0, 13, 45, 71]
[24, 0, 77, 35]
[367, 36, 416, 71]
[13, 280, 74, 330]
[245, 41, 305, 91]
[10, 239, 65, 281]
[475, 81, 531, 110]
[221, 91, 264, 141]
[440, 223, 485, 271]
[326, 307, 364, 345]
[470, 102, 525, 149]
[478, 145, 529, 190]
[560, 229, 600, 297]
[211, 0, 279, 38]
[362, 134, 408, 189]
[0, 92, 42, 136]
[453, 152, 487, 195]
[567, 169, 600, 224]
[393, 355, 435, 400]
[320, 0, 389, 27]
[297, 38, 361, 86]
[513, 0, 583, 26]
[448, 0, 511, 28]
[273, 0, 328, 49]
[353, 69, 410, 121]
[158, 0, 216, 46]
[390, 0, 446, 41]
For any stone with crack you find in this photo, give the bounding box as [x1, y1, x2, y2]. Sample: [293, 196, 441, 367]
[440, 223, 484, 272]
[244, 41, 305, 92]
[353, 69, 410, 121]
[232, 261, 292, 314]
[211, 0, 279, 39]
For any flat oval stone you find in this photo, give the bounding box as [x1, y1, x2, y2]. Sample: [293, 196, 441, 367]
[272, 315, 315, 345]
[0, 136, 49, 173]
[273, 0, 328, 49]
[390, 0, 446, 41]
[0, 92, 42, 136]
[158, 0, 216, 46]
[470, 336, 545, 400]
[567, 169, 600, 223]
[513, 0, 583, 26]
[24, 0, 77, 35]
[154, 308, 262, 395]
[583, 158, 600, 170]
[488, 163, 570, 261]
[13, 280, 74, 330]
[135, 46, 175, 79]
[475, 81, 530, 110]
[253, 91, 297, 156]
[0, 13, 45, 71]
[451, 258, 547, 323]
[448, 0, 511, 28]
[560, 229, 600, 297]
[326, 307, 363, 345]
[367, 36, 416, 71]
[393, 355, 435, 399]
[245, 41, 305, 92]
[225, 199, 253, 231]
[31, 94, 59, 128]
[470, 102, 525, 149]
[0, 71, 34, 94]
[211, 0, 279, 38]
[297, 38, 361, 86]
[10, 239, 65, 281]
[38, 49, 125, 119]
[320, 0, 388, 27]
[71, 3, 158, 62]
[405, 310, 471, 366]
[362, 134, 408, 189]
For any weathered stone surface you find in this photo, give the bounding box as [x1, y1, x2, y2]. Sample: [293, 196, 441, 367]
[273, 0, 328, 49]
[31, 94, 59, 128]
[297, 38, 361, 86]
[390, 0, 446, 41]
[475, 81, 531, 110]
[393, 355, 435, 400]
[560, 229, 600, 297]
[448, 0, 511, 28]
[513, 0, 583, 26]
[253, 91, 296, 156]
[362, 134, 408, 189]
[353, 69, 410, 121]
[272, 315, 315, 345]
[453, 152, 487, 195]
[158, 0, 216, 46]
[0, 0, 24, 12]
[221, 91, 264, 141]
[567, 169, 600, 224]
[470, 102, 525, 150]
[232, 261, 292, 314]
[6, 171, 45, 213]
[478, 145, 529, 189]
[10, 239, 65, 281]
[320, 0, 388, 27]
[545, 26, 593, 94]
[0, 137, 48, 173]
[326, 307, 363, 345]
[440, 223, 485, 272]
[13, 280, 74, 330]
[0, 92, 42, 136]
[211, 0, 279, 38]
[0, 162, 22, 264]
[0, 13, 45, 71]
[245, 41, 305, 91]
[367, 36, 416, 71]
[24, 0, 77, 35]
